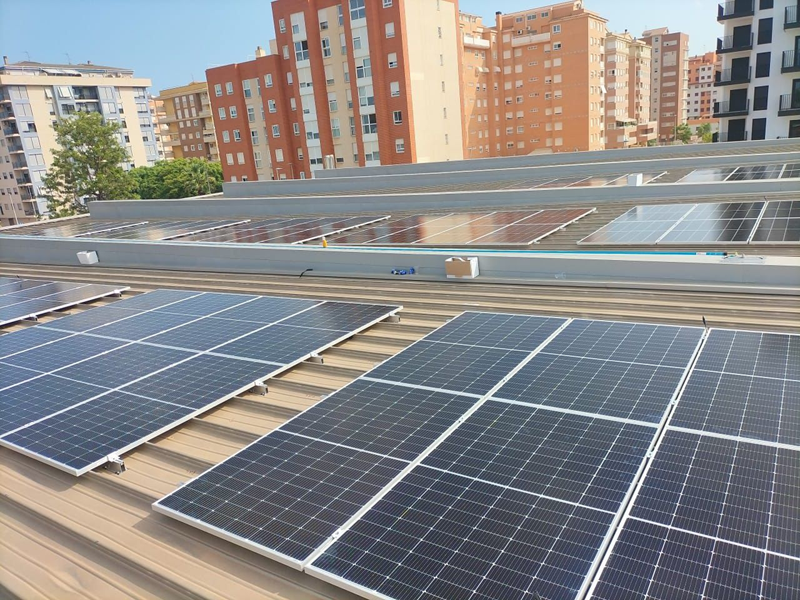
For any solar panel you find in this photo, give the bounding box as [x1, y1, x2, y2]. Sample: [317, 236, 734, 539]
[677, 167, 738, 182]
[424, 311, 571, 351]
[280, 301, 400, 332]
[0, 289, 401, 475]
[782, 163, 800, 179]
[578, 204, 695, 245]
[0, 278, 128, 326]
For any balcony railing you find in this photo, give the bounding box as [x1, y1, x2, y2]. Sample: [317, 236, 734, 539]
[717, 0, 754, 20]
[714, 66, 751, 86]
[783, 50, 800, 72]
[779, 93, 800, 116]
[713, 98, 750, 117]
[717, 32, 754, 53]
[719, 130, 749, 142]
[786, 4, 799, 29]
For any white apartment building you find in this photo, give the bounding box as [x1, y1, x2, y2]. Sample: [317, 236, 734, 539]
[715, 0, 800, 140]
[0, 59, 157, 225]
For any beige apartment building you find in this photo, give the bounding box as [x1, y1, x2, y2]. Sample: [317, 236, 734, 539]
[639, 27, 690, 142]
[0, 59, 157, 226]
[604, 31, 657, 149]
[207, 0, 464, 182]
[156, 81, 218, 163]
[460, 2, 608, 158]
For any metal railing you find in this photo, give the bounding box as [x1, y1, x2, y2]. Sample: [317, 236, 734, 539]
[718, 0, 754, 19]
[717, 32, 754, 52]
[714, 99, 750, 115]
[780, 93, 800, 112]
[783, 49, 800, 70]
[719, 130, 749, 142]
[715, 66, 751, 84]
[786, 5, 799, 28]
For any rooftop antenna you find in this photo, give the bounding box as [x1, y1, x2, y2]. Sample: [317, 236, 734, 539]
[65, 52, 72, 64]
[24, 51, 31, 61]
[702, 316, 708, 331]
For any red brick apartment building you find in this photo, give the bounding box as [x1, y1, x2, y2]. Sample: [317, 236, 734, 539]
[206, 0, 464, 181]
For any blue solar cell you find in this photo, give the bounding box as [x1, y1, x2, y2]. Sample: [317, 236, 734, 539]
[0, 327, 72, 359]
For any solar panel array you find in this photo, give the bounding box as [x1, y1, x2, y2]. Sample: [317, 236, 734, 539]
[155, 311, 711, 600]
[0, 290, 400, 475]
[588, 328, 800, 599]
[329, 208, 596, 246]
[677, 162, 800, 183]
[0, 215, 389, 245]
[579, 199, 800, 245]
[0, 278, 128, 326]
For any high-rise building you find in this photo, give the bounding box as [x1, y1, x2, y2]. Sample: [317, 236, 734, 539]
[207, 0, 464, 182]
[0, 58, 157, 226]
[459, 2, 608, 157]
[156, 82, 218, 163]
[604, 31, 657, 148]
[715, 0, 800, 141]
[149, 95, 169, 161]
[688, 51, 719, 121]
[639, 27, 690, 142]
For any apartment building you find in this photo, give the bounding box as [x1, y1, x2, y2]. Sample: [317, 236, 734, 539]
[639, 27, 690, 142]
[604, 31, 657, 148]
[156, 82, 218, 162]
[207, 0, 464, 182]
[688, 51, 719, 120]
[0, 59, 157, 226]
[460, 2, 608, 157]
[715, 0, 800, 140]
[149, 96, 169, 161]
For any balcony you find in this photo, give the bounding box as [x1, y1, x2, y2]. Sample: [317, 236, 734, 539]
[779, 94, 800, 116]
[713, 99, 750, 117]
[0, 110, 15, 120]
[714, 66, 751, 86]
[719, 130, 749, 142]
[7, 142, 24, 153]
[717, 0, 754, 21]
[782, 50, 800, 73]
[2, 124, 20, 136]
[717, 33, 753, 54]
[786, 4, 799, 29]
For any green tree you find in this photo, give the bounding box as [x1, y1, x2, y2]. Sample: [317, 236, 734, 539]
[674, 123, 692, 144]
[696, 122, 713, 144]
[129, 158, 223, 199]
[42, 112, 136, 217]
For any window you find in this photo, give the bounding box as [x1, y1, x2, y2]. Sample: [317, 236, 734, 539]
[214, 84, 222, 97]
[268, 99, 277, 113]
[287, 72, 293, 85]
[251, 129, 259, 144]
[753, 85, 769, 111]
[340, 33, 347, 55]
[229, 106, 237, 118]
[395, 138, 405, 153]
[292, 22, 300, 34]
[760, 0, 773, 8]
[337, 4, 344, 24]
[278, 18, 286, 32]
[254, 150, 262, 168]
[275, 149, 284, 163]
[388, 53, 398, 68]
[385, 22, 395, 38]
[325, 65, 335, 85]
[322, 37, 332, 57]
[272, 124, 281, 137]
[361, 113, 378, 134]
[222, 130, 230, 143]
[755, 52, 770, 78]
[190, 144, 195, 151]
[331, 117, 341, 138]
[437, 26, 442, 38]
[295, 40, 309, 61]
[383, 0, 392, 6]
[293, 122, 300, 136]
[757, 17, 772, 45]
[353, 36, 362, 50]
[350, 0, 365, 20]
[552, 24, 561, 34]
[320, 20, 328, 30]
[553, 42, 562, 50]
[328, 92, 338, 112]
[282, 45, 289, 59]
[350, 116, 356, 135]
[243, 80, 252, 98]
[390, 81, 400, 97]
[357, 57, 372, 78]
[226, 153, 234, 165]
[358, 85, 374, 106]
[233, 129, 241, 141]
[247, 106, 255, 122]
[393, 110, 403, 124]
[265, 74, 273, 88]
[225, 82, 233, 95]
[237, 152, 245, 165]
[297, 148, 304, 160]
[218, 107, 226, 120]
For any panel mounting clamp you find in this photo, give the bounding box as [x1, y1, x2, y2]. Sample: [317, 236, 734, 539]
[104, 455, 126, 475]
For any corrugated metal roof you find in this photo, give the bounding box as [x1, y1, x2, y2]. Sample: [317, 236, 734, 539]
[1, 260, 797, 599]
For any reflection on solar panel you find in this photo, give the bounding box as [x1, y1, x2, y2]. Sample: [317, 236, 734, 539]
[0, 290, 400, 475]
[579, 199, 798, 245]
[329, 208, 595, 246]
[0, 278, 128, 326]
[588, 327, 800, 600]
[782, 162, 800, 179]
[0, 219, 145, 238]
[84, 219, 248, 240]
[727, 164, 785, 180]
[677, 167, 737, 182]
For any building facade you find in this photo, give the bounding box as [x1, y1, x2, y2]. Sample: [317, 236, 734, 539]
[460, 2, 608, 157]
[0, 59, 157, 226]
[156, 82, 218, 162]
[639, 27, 690, 142]
[207, 0, 464, 182]
[688, 51, 718, 120]
[715, 0, 800, 140]
[604, 31, 657, 148]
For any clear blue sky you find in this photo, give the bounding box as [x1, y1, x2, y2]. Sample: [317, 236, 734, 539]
[1, 0, 721, 93]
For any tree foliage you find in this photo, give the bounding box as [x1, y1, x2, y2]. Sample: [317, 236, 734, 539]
[129, 158, 223, 199]
[674, 123, 693, 144]
[42, 112, 135, 217]
[696, 122, 713, 144]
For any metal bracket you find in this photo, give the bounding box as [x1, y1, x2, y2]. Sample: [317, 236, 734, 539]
[253, 381, 268, 395]
[104, 455, 126, 475]
[308, 354, 324, 364]
[386, 314, 401, 323]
